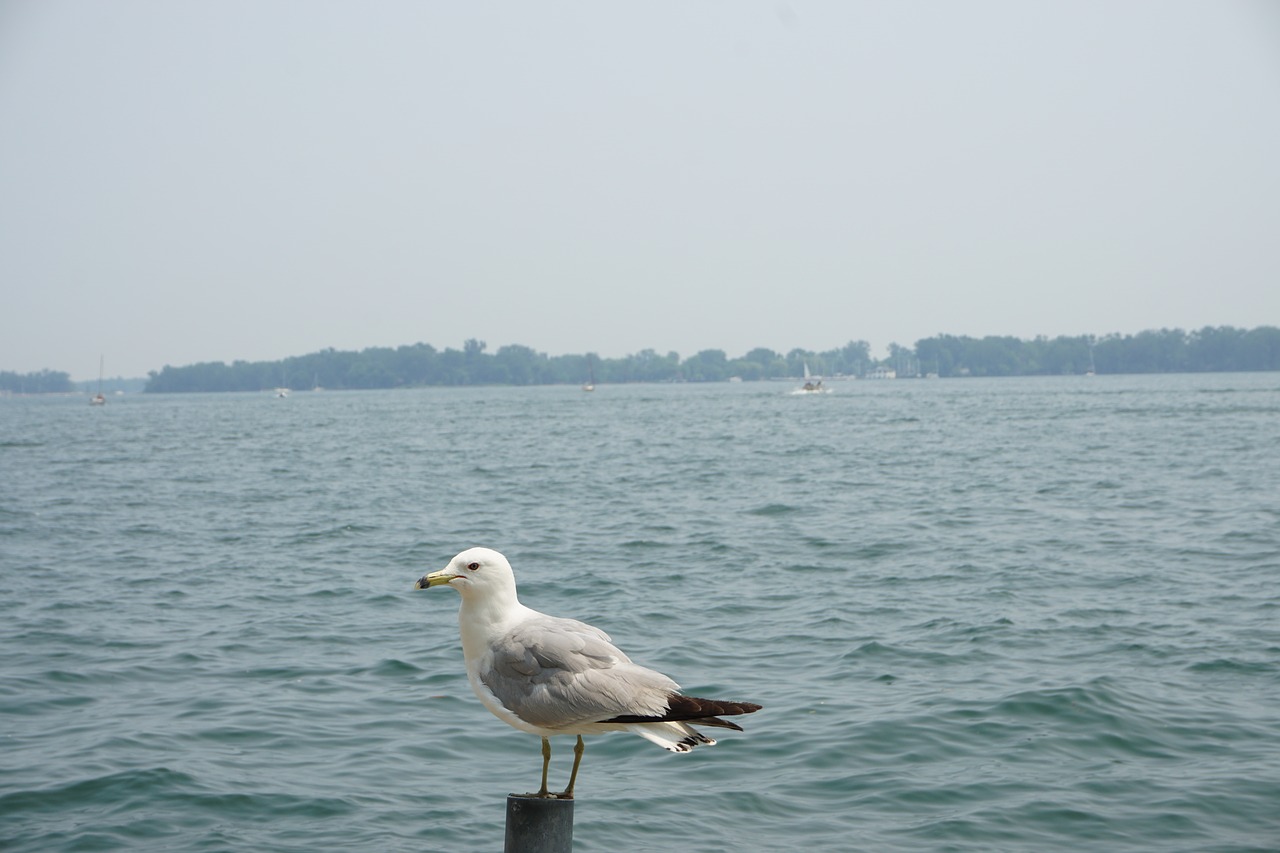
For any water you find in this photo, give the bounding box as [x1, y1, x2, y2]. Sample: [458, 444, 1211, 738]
[2, 375, 1278, 852]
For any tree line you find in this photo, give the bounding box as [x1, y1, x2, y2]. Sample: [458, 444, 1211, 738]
[137, 326, 1280, 392]
[143, 340, 876, 392]
[1, 370, 74, 394]
[4, 327, 1277, 395]
[914, 326, 1280, 377]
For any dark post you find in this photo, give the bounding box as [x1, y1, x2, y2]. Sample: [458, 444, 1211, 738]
[504, 794, 574, 853]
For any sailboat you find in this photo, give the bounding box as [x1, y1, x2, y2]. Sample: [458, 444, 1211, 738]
[582, 356, 596, 392]
[90, 356, 106, 405]
[795, 362, 829, 394]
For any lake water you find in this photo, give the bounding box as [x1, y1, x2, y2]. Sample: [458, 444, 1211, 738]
[2, 374, 1278, 852]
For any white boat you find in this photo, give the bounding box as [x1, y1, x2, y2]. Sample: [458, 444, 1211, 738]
[90, 356, 106, 405]
[794, 362, 830, 394]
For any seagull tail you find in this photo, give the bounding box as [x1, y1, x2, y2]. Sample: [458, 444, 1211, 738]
[627, 721, 718, 752]
[684, 714, 746, 732]
[604, 694, 762, 728]
[606, 695, 762, 752]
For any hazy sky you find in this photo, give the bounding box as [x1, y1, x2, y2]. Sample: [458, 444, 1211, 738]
[3, 1, 1279, 379]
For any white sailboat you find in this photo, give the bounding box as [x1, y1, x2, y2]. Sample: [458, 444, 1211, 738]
[90, 356, 106, 405]
[794, 362, 829, 394]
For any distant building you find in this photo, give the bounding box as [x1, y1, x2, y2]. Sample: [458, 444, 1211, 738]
[866, 366, 897, 379]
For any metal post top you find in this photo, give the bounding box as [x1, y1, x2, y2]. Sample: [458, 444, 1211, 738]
[505, 794, 574, 853]
[507, 793, 575, 805]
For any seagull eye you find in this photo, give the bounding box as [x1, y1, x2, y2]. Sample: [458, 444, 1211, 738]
[467, 562, 480, 571]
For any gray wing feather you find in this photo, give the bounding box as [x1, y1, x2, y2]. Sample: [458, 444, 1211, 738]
[481, 615, 677, 729]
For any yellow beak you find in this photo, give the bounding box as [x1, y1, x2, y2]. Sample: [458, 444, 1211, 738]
[414, 570, 458, 590]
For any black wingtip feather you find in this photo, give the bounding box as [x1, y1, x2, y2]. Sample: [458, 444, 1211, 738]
[603, 694, 762, 726]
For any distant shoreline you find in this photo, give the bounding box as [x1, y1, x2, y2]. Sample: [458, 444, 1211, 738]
[6, 369, 1280, 400]
[138, 326, 1280, 392]
[5, 326, 1278, 394]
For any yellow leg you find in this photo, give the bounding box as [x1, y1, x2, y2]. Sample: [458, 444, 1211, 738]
[559, 736, 585, 799]
[535, 736, 552, 798]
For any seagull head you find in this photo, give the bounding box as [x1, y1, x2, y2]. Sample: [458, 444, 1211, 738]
[414, 547, 518, 601]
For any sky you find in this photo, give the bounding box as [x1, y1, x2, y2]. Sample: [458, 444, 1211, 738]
[2, 1, 1279, 380]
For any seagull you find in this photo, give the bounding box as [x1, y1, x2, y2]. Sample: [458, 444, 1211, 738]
[414, 547, 762, 799]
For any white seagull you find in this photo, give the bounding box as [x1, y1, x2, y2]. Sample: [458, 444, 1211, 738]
[415, 547, 762, 799]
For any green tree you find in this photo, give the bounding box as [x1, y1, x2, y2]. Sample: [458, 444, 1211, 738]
[0, 369, 74, 393]
[681, 349, 729, 382]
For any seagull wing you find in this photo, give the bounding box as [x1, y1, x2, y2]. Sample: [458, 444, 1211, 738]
[480, 614, 678, 729]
